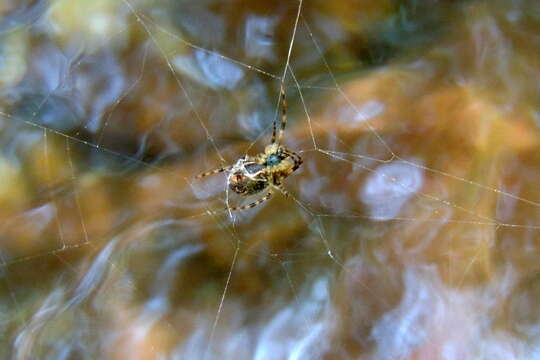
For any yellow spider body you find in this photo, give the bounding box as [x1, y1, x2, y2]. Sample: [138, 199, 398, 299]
[196, 87, 302, 210]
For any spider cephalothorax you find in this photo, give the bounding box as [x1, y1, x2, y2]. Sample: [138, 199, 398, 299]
[196, 86, 302, 210]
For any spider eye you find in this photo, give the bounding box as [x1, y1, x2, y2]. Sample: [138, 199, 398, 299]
[267, 154, 281, 166]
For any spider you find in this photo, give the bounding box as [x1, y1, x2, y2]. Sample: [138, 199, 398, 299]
[196, 86, 302, 211]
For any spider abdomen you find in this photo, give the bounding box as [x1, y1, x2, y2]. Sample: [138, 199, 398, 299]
[229, 171, 268, 196]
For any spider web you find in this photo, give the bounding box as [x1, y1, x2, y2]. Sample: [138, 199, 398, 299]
[1, 0, 540, 359]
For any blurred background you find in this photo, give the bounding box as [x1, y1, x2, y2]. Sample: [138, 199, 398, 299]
[1, 0, 540, 359]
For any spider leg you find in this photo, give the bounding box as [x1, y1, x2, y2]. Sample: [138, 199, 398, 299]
[272, 86, 287, 145]
[282, 150, 303, 171]
[228, 190, 273, 211]
[278, 86, 287, 144]
[273, 184, 290, 198]
[291, 154, 302, 171]
[196, 165, 232, 179]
